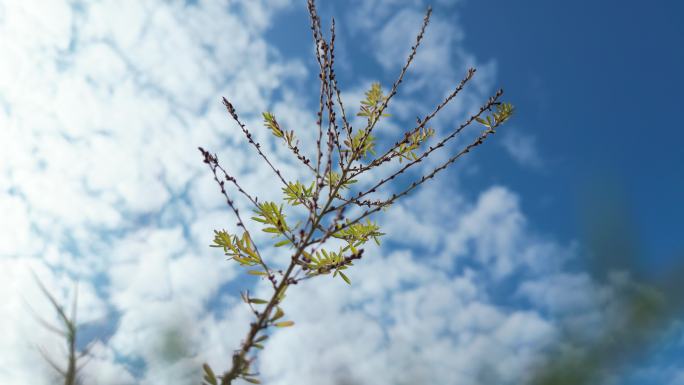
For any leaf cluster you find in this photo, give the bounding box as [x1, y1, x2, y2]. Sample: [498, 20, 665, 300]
[325, 171, 357, 190]
[475, 102, 514, 130]
[394, 126, 435, 162]
[357, 82, 391, 123]
[333, 218, 384, 252]
[252, 201, 291, 236]
[211, 230, 264, 267]
[343, 128, 377, 159]
[263, 111, 297, 148]
[282, 181, 315, 206]
[303, 248, 356, 284]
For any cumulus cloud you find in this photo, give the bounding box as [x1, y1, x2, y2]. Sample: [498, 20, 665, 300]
[258, 245, 559, 385]
[0, 0, 305, 383]
[1, 0, 679, 384]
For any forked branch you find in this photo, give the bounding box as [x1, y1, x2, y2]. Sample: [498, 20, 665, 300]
[199, 2, 513, 384]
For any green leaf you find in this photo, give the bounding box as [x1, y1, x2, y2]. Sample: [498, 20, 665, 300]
[339, 271, 351, 285]
[473, 102, 514, 130]
[255, 335, 269, 343]
[271, 307, 285, 322]
[274, 239, 291, 247]
[263, 112, 283, 138]
[274, 321, 295, 327]
[356, 82, 389, 125]
[343, 129, 377, 159]
[247, 270, 267, 276]
[249, 298, 269, 304]
[282, 181, 314, 206]
[253, 343, 264, 349]
[202, 363, 218, 385]
[243, 377, 261, 384]
[253, 202, 291, 234]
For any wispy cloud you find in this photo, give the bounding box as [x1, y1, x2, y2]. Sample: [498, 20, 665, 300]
[500, 129, 543, 169]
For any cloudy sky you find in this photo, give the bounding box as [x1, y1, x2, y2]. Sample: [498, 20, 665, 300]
[1, 0, 683, 384]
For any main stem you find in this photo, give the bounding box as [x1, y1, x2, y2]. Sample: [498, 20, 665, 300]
[221, 166, 352, 384]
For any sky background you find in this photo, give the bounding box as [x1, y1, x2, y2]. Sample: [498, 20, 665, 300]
[1, 0, 683, 384]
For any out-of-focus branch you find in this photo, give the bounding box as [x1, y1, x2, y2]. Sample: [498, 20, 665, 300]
[31, 274, 90, 385]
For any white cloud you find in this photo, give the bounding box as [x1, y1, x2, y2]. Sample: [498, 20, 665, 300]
[341, 0, 502, 182]
[381, 181, 569, 278]
[0, 258, 110, 384]
[258, 247, 559, 385]
[500, 129, 543, 169]
[2, 0, 677, 384]
[0, 0, 305, 383]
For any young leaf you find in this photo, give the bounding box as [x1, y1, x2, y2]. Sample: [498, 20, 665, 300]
[357, 82, 390, 123]
[274, 321, 295, 327]
[249, 298, 269, 305]
[202, 364, 218, 385]
[339, 271, 352, 285]
[271, 307, 285, 322]
[274, 239, 291, 247]
[263, 112, 283, 138]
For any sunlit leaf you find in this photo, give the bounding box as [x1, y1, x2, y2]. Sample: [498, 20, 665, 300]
[249, 298, 269, 305]
[202, 363, 217, 385]
[339, 271, 351, 285]
[274, 239, 291, 247]
[271, 307, 285, 322]
[274, 321, 295, 327]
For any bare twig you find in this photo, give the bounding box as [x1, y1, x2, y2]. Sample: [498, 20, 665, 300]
[32, 274, 86, 385]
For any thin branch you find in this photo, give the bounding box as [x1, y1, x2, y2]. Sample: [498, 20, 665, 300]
[325, 17, 344, 173]
[319, 104, 506, 243]
[307, 0, 328, 210]
[351, 67, 477, 176]
[33, 272, 70, 327]
[329, 90, 503, 215]
[31, 274, 86, 385]
[266, 113, 316, 173]
[353, 6, 433, 163]
[328, 18, 351, 164]
[222, 98, 291, 189]
[38, 346, 67, 376]
[199, 148, 277, 288]
[24, 305, 67, 337]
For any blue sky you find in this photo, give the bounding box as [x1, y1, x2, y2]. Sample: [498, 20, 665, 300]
[1, 1, 683, 384]
[456, 0, 684, 272]
[267, 0, 684, 271]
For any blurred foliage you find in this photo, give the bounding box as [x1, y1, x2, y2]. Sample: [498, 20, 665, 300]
[527, 181, 683, 385]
